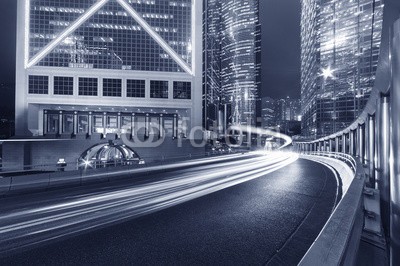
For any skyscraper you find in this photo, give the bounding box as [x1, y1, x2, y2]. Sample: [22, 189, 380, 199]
[261, 97, 276, 129]
[203, 0, 261, 136]
[15, 0, 202, 138]
[203, 0, 222, 135]
[300, 0, 383, 139]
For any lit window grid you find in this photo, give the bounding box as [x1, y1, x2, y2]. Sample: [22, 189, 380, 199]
[127, 79, 145, 98]
[28, 75, 49, 94]
[203, 0, 224, 129]
[300, 0, 383, 138]
[103, 78, 122, 97]
[218, 0, 261, 126]
[128, 0, 192, 65]
[29, 0, 97, 58]
[54, 76, 73, 95]
[173, 81, 191, 99]
[78, 77, 98, 96]
[150, 80, 168, 99]
[29, 0, 192, 72]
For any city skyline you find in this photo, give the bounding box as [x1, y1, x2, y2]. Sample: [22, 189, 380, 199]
[0, 1, 399, 265]
[0, 0, 302, 98]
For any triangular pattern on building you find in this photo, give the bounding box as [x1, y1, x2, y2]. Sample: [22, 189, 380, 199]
[30, 0, 190, 73]
[29, 0, 99, 60]
[127, 0, 192, 67]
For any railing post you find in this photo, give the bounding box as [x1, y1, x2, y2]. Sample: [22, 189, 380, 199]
[337, 136, 340, 153]
[353, 130, 357, 156]
[376, 93, 390, 236]
[365, 118, 370, 167]
[341, 134, 346, 153]
[355, 127, 360, 158]
[390, 18, 400, 266]
[368, 115, 376, 185]
[359, 124, 365, 162]
[349, 130, 354, 156]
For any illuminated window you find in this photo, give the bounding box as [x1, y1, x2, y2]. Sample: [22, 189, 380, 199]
[127, 79, 145, 98]
[103, 78, 122, 97]
[47, 113, 59, 133]
[29, 75, 49, 94]
[54, 76, 73, 95]
[79, 77, 98, 96]
[63, 113, 74, 133]
[31, 1, 191, 72]
[78, 114, 89, 133]
[173, 81, 191, 99]
[150, 80, 169, 99]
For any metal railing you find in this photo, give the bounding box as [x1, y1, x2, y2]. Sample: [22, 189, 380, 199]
[299, 152, 365, 265]
[295, 3, 400, 264]
[303, 151, 357, 173]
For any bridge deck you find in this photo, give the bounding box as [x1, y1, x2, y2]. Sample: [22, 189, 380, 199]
[0, 158, 337, 265]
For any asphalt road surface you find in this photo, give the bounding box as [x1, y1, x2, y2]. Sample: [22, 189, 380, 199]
[0, 152, 338, 265]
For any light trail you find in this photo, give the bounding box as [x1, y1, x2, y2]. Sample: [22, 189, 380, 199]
[0, 152, 298, 255]
[230, 125, 293, 149]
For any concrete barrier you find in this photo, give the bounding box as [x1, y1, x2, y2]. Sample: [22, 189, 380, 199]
[302, 154, 354, 194]
[9, 172, 51, 193]
[299, 153, 365, 265]
[0, 151, 247, 196]
[48, 170, 82, 188]
[0, 177, 11, 195]
[81, 167, 114, 184]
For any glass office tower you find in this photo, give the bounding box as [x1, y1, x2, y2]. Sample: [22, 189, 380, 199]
[16, 0, 203, 138]
[301, 0, 383, 138]
[203, 0, 222, 135]
[203, 0, 261, 135]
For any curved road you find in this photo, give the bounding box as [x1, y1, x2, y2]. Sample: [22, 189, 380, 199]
[0, 152, 338, 265]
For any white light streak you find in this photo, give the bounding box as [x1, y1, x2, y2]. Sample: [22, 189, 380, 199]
[0, 152, 298, 253]
[230, 125, 293, 149]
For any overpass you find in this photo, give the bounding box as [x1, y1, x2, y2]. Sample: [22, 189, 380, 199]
[295, 1, 400, 264]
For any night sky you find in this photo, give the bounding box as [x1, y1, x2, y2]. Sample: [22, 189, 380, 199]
[0, 0, 17, 85]
[260, 0, 301, 99]
[0, 0, 301, 106]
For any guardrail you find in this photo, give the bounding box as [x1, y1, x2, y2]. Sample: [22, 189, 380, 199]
[0, 149, 249, 196]
[295, 4, 400, 263]
[304, 151, 357, 174]
[299, 152, 366, 265]
[0, 149, 242, 174]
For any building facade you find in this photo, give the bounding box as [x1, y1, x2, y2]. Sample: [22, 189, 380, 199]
[202, 0, 222, 136]
[261, 97, 275, 129]
[16, 0, 203, 139]
[301, 0, 383, 138]
[203, 0, 261, 136]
